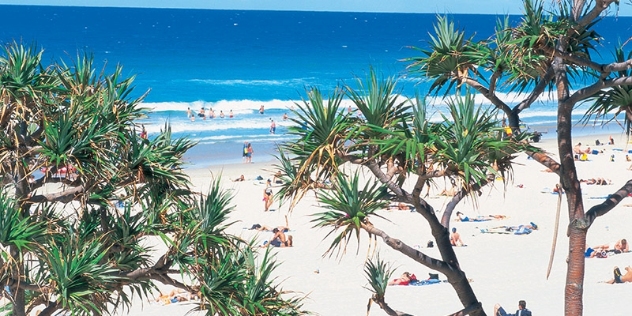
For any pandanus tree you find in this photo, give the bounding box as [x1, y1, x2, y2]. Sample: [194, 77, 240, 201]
[275, 68, 532, 316]
[406, 0, 632, 315]
[0, 42, 306, 316]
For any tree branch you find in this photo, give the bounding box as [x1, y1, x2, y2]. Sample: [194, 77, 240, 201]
[568, 76, 632, 105]
[27, 185, 85, 204]
[576, 0, 618, 27]
[371, 295, 413, 316]
[462, 78, 512, 116]
[361, 222, 455, 276]
[585, 179, 632, 225]
[515, 67, 555, 113]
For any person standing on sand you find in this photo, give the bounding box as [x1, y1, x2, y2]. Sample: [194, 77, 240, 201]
[270, 119, 276, 134]
[242, 142, 248, 163]
[247, 143, 253, 163]
[140, 124, 148, 139]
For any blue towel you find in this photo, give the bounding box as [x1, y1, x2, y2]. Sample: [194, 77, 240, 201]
[409, 279, 441, 286]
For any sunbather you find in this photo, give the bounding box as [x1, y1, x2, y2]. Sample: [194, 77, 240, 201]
[456, 211, 506, 222]
[249, 224, 289, 232]
[580, 178, 611, 185]
[605, 266, 632, 284]
[262, 227, 293, 247]
[450, 227, 466, 247]
[589, 238, 629, 254]
[154, 289, 197, 305]
[388, 272, 415, 285]
[388, 202, 415, 211]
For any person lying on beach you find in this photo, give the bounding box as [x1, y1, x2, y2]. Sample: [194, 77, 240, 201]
[589, 238, 629, 254]
[605, 266, 632, 284]
[439, 186, 457, 197]
[232, 174, 245, 182]
[261, 227, 293, 248]
[455, 211, 506, 222]
[388, 272, 415, 286]
[388, 202, 415, 211]
[249, 224, 289, 232]
[482, 223, 538, 235]
[494, 300, 532, 316]
[580, 178, 612, 185]
[154, 289, 198, 305]
[450, 227, 466, 247]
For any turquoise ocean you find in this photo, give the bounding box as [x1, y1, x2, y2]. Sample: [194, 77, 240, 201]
[2, 5, 630, 167]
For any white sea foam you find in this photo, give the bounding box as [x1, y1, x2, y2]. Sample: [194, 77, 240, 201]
[143, 99, 299, 113]
[142, 117, 293, 134]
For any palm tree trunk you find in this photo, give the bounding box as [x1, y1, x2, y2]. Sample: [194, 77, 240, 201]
[566, 222, 587, 315]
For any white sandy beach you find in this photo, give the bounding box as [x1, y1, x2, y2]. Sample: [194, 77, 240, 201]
[110, 132, 632, 316]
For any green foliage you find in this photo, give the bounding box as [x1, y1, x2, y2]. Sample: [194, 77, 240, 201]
[405, 15, 481, 95]
[363, 255, 393, 301]
[0, 191, 47, 252]
[284, 86, 349, 180]
[312, 171, 389, 257]
[41, 237, 121, 315]
[0, 42, 307, 316]
[194, 245, 307, 316]
[581, 45, 632, 133]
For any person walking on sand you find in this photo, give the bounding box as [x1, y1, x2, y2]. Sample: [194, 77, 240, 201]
[242, 142, 249, 163]
[263, 179, 274, 211]
[270, 119, 276, 134]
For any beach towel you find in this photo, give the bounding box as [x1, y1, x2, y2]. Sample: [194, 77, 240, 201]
[463, 217, 492, 222]
[409, 279, 442, 286]
[480, 228, 512, 234]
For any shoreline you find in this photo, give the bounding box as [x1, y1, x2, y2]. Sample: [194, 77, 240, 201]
[181, 129, 631, 169]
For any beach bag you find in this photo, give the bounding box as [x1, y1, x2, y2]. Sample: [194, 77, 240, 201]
[427, 240, 434, 248]
[428, 273, 439, 280]
[256, 175, 264, 180]
[580, 153, 588, 161]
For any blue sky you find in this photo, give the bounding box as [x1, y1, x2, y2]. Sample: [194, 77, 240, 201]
[0, 0, 630, 16]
